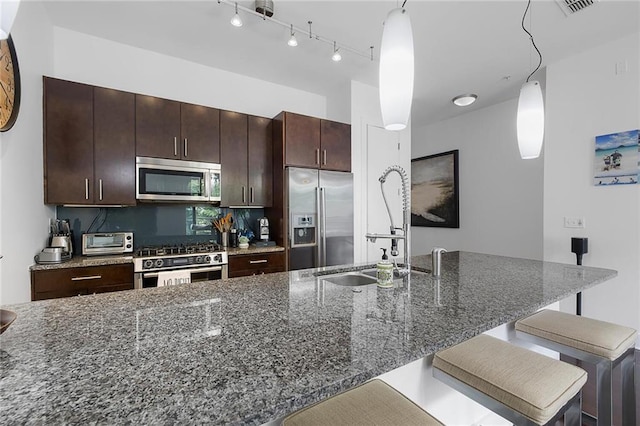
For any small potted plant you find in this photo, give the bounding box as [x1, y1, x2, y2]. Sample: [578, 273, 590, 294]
[238, 236, 249, 249]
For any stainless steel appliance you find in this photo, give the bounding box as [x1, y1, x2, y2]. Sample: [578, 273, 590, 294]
[136, 156, 221, 203]
[34, 247, 71, 264]
[258, 217, 269, 241]
[133, 242, 228, 288]
[82, 232, 134, 256]
[287, 167, 353, 270]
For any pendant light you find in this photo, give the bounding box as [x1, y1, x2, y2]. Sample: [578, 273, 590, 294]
[287, 24, 298, 47]
[0, 0, 21, 40]
[230, 2, 243, 27]
[379, 3, 414, 131]
[331, 41, 342, 62]
[517, 0, 544, 159]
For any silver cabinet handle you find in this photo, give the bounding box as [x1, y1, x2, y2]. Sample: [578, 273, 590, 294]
[184, 138, 188, 157]
[315, 149, 320, 165]
[242, 186, 246, 203]
[249, 259, 268, 264]
[174, 137, 178, 156]
[71, 275, 102, 281]
[99, 179, 103, 201]
[323, 150, 327, 165]
[250, 187, 254, 204]
[85, 178, 89, 200]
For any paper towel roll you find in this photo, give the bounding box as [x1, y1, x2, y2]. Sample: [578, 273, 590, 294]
[157, 270, 191, 287]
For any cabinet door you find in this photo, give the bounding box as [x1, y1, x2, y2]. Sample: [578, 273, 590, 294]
[284, 112, 320, 168]
[248, 116, 272, 207]
[44, 77, 94, 204]
[135, 94, 181, 159]
[220, 111, 248, 206]
[320, 120, 351, 172]
[94, 87, 136, 205]
[180, 103, 220, 163]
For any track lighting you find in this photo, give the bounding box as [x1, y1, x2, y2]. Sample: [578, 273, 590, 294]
[516, 0, 544, 160]
[331, 41, 342, 62]
[230, 2, 243, 27]
[287, 24, 298, 47]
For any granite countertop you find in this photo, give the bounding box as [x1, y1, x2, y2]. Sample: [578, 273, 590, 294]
[29, 246, 285, 271]
[1, 251, 617, 425]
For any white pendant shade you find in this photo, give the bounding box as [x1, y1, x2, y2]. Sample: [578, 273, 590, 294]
[517, 80, 545, 159]
[0, 0, 21, 40]
[379, 8, 414, 131]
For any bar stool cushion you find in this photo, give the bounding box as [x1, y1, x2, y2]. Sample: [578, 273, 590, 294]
[516, 309, 637, 360]
[433, 334, 587, 425]
[283, 379, 443, 426]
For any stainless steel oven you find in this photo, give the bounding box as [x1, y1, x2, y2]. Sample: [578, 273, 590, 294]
[133, 243, 228, 289]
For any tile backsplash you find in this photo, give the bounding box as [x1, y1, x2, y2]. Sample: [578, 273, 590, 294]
[57, 205, 266, 250]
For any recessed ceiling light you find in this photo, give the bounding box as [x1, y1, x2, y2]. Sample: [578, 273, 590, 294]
[452, 94, 478, 107]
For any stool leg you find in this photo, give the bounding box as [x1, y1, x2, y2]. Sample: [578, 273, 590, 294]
[595, 360, 613, 426]
[620, 348, 636, 426]
[562, 392, 582, 426]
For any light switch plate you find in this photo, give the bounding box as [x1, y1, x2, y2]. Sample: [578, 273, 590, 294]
[564, 217, 585, 228]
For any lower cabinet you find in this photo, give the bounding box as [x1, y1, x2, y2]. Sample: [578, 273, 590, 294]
[228, 252, 285, 278]
[31, 264, 134, 301]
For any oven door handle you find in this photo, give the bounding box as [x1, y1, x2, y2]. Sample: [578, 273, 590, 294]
[141, 265, 224, 278]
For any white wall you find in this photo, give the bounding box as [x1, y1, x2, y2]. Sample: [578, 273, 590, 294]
[0, 2, 56, 305]
[544, 32, 640, 334]
[0, 17, 328, 305]
[52, 27, 326, 120]
[412, 98, 544, 259]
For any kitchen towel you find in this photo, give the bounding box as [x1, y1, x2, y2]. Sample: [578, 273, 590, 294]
[157, 270, 191, 287]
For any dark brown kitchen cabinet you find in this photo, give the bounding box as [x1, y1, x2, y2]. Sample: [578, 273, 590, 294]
[136, 95, 220, 163]
[320, 119, 351, 172]
[94, 87, 136, 205]
[220, 112, 272, 207]
[31, 264, 134, 301]
[228, 252, 285, 278]
[274, 111, 351, 172]
[44, 77, 136, 205]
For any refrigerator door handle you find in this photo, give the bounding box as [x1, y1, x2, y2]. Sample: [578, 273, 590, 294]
[316, 186, 322, 266]
[320, 187, 327, 266]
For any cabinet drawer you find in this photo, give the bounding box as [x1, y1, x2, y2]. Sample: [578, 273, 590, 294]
[228, 252, 285, 278]
[31, 264, 133, 301]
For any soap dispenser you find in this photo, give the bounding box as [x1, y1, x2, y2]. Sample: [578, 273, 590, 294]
[376, 248, 394, 288]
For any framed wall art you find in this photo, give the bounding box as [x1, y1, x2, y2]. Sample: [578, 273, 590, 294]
[411, 149, 459, 228]
[593, 129, 639, 186]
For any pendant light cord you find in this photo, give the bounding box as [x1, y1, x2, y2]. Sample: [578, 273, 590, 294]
[521, 0, 543, 82]
[401, 0, 407, 7]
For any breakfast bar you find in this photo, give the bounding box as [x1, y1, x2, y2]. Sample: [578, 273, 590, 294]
[0, 251, 617, 424]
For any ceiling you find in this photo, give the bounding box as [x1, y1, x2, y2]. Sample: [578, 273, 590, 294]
[43, 0, 639, 127]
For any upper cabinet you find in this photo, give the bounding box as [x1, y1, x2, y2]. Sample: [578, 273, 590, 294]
[274, 111, 351, 172]
[44, 77, 136, 205]
[135, 95, 220, 163]
[220, 112, 272, 207]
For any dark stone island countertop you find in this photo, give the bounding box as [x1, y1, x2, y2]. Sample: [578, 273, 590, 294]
[1, 251, 617, 425]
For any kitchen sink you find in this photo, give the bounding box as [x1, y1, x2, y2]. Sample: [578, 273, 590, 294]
[319, 272, 378, 287]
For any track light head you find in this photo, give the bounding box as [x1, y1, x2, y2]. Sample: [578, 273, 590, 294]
[231, 2, 243, 27]
[332, 41, 342, 62]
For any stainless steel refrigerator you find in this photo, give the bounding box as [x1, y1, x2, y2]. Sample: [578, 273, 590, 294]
[287, 167, 353, 270]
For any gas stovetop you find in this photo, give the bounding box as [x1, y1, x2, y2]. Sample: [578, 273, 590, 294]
[135, 242, 222, 258]
[133, 243, 227, 272]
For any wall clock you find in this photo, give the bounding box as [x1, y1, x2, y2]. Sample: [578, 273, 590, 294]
[0, 35, 20, 132]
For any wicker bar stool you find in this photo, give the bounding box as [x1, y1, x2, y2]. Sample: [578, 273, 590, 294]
[433, 334, 587, 426]
[516, 309, 636, 426]
[283, 379, 443, 426]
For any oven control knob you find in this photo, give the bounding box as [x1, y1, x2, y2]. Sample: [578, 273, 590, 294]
[154, 259, 164, 268]
[144, 259, 154, 269]
[195, 256, 203, 264]
[213, 254, 221, 262]
[204, 256, 211, 263]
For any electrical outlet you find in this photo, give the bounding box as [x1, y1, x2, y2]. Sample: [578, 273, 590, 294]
[564, 217, 585, 228]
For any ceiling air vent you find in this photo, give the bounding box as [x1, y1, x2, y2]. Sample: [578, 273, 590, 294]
[554, 0, 599, 16]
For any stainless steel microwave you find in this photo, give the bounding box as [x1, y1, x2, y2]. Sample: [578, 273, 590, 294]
[136, 156, 221, 203]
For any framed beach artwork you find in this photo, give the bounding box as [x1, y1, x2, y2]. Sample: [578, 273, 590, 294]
[411, 150, 459, 228]
[594, 129, 639, 186]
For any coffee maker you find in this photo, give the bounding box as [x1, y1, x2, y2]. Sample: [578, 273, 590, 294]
[259, 217, 269, 241]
